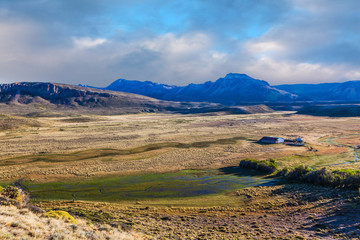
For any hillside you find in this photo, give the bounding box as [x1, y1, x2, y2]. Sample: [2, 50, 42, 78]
[106, 73, 298, 105]
[275, 81, 360, 101]
[0, 186, 139, 239]
[0, 82, 166, 110]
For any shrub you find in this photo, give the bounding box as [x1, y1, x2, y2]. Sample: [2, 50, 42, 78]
[278, 166, 360, 189]
[0, 186, 29, 207]
[239, 158, 278, 173]
[284, 165, 312, 181]
[2, 186, 19, 199]
[44, 210, 77, 224]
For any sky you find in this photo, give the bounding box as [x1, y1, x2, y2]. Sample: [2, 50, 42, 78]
[0, 0, 359, 87]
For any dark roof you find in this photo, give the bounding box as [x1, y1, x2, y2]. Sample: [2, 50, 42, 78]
[260, 136, 279, 141]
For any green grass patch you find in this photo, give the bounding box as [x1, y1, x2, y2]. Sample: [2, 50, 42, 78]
[274, 152, 355, 169]
[24, 170, 272, 202]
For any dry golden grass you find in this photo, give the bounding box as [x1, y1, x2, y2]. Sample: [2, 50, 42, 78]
[0, 112, 359, 181]
[0, 205, 141, 240]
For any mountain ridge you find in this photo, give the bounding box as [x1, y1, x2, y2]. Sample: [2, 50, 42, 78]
[106, 73, 298, 105]
[0, 82, 274, 115]
[275, 81, 360, 101]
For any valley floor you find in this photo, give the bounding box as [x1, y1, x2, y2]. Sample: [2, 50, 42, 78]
[0, 112, 359, 181]
[0, 111, 359, 239]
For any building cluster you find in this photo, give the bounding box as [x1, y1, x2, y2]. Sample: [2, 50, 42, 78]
[258, 136, 304, 146]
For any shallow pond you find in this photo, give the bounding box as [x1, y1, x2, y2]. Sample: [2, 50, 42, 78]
[24, 168, 274, 201]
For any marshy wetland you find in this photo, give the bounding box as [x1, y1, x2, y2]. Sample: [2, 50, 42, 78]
[0, 111, 360, 239]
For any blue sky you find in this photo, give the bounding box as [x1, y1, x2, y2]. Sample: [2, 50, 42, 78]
[0, 0, 359, 86]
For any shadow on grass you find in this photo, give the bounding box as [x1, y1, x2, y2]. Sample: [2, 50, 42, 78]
[271, 183, 360, 238]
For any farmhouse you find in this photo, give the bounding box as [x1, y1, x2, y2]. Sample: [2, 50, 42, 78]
[258, 136, 284, 144]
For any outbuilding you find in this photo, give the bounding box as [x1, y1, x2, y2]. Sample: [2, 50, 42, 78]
[258, 136, 284, 144]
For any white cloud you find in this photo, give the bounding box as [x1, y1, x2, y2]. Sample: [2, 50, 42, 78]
[245, 41, 285, 57]
[242, 57, 357, 84]
[73, 37, 107, 48]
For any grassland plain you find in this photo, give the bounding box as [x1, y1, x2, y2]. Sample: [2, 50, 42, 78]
[0, 111, 360, 239]
[0, 112, 359, 180]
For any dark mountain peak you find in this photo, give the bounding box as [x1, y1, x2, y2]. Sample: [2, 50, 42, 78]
[215, 73, 270, 88]
[224, 73, 252, 79]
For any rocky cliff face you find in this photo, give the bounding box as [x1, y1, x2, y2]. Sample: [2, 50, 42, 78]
[106, 73, 298, 105]
[0, 82, 166, 109]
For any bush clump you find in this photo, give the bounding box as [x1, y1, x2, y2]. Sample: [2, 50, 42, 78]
[44, 210, 77, 224]
[239, 158, 278, 173]
[277, 166, 360, 189]
[0, 186, 29, 207]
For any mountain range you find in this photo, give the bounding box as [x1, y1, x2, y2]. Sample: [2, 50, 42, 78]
[106, 73, 298, 105]
[106, 73, 360, 104]
[0, 82, 274, 115]
[1, 73, 360, 116]
[275, 81, 360, 101]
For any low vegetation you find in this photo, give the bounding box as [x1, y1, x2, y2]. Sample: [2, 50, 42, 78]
[278, 166, 360, 189]
[0, 114, 42, 131]
[239, 158, 360, 189]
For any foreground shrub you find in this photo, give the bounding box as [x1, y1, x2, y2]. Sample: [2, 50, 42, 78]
[0, 186, 29, 207]
[239, 158, 278, 173]
[278, 166, 360, 189]
[44, 210, 77, 224]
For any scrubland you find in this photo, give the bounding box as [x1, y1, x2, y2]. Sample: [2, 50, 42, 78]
[0, 111, 359, 239]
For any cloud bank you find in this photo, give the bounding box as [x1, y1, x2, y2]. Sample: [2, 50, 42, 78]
[0, 0, 359, 86]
